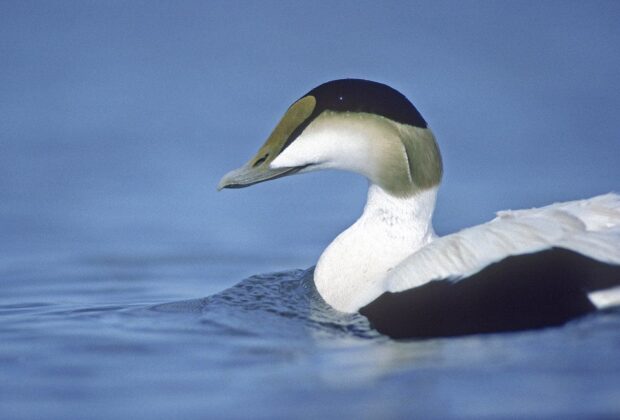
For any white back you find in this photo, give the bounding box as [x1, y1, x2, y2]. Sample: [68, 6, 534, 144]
[384, 193, 620, 294]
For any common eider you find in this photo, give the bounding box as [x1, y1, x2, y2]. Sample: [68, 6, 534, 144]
[218, 79, 620, 339]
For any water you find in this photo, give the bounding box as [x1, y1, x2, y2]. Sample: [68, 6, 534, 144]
[2, 1, 620, 418]
[2, 250, 620, 419]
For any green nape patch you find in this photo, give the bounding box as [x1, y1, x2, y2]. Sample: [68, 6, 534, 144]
[401, 127, 443, 192]
[374, 124, 443, 197]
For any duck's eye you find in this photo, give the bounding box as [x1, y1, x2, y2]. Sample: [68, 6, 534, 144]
[253, 153, 269, 167]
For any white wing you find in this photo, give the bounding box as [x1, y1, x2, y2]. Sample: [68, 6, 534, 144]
[384, 193, 620, 294]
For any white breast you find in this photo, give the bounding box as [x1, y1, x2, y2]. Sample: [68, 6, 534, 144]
[314, 185, 438, 312]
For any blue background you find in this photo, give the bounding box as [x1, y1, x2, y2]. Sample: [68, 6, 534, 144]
[2, 2, 620, 419]
[2, 1, 619, 274]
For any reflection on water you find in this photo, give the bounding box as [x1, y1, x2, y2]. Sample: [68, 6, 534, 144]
[1, 252, 619, 419]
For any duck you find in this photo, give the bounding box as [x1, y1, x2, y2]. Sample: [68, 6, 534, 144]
[218, 78, 620, 338]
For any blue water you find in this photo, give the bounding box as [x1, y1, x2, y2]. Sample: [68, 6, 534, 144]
[2, 1, 620, 418]
[2, 251, 620, 419]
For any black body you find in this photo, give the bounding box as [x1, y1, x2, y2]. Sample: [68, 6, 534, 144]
[360, 248, 620, 339]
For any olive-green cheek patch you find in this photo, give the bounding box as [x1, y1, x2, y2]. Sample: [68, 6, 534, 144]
[249, 95, 316, 168]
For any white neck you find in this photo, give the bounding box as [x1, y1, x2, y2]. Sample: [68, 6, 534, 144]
[314, 184, 438, 312]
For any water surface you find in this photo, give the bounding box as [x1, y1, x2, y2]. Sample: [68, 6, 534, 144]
[2, 250, 619, 419]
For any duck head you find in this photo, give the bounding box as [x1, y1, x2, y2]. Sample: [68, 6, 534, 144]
[218, 79, 442, 197]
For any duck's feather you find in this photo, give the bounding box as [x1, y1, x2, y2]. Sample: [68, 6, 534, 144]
[359, 193, 620, 338]
[360, 248, 620, 338]
[385, 193, 620, 292]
